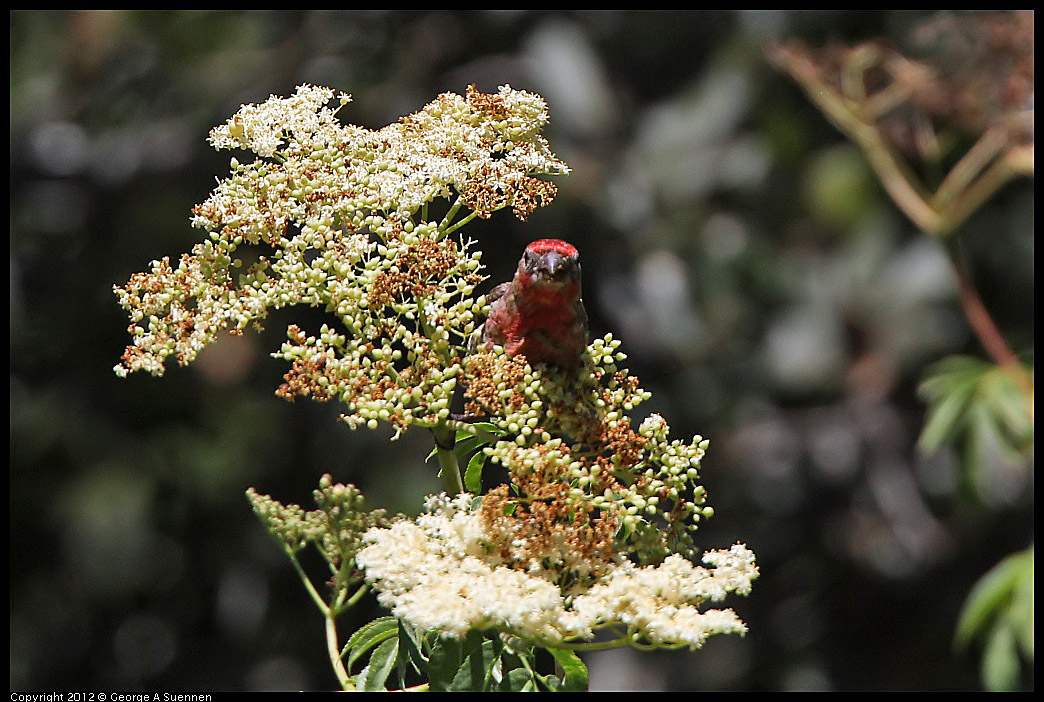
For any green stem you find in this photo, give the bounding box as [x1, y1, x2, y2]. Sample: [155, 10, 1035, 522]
[432, 422, 464, 495]
[326, 612, 355, 691]
[441, 210, 479, 237]
[437, 197, 464, 237]
[284, 546, 356, 691]
[557, 636, 630, 652]
[284, 546, 329, 615]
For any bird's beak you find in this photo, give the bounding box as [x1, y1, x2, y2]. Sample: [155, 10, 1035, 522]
[542, 251, 565, 277]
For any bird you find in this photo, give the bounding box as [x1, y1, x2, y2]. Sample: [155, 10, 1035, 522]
[480, 239, 589, 368]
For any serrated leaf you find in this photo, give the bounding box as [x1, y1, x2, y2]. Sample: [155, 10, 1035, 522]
[397, 619, 428, 674]
[453, 434, 486, 459]
[469, 422, 506, 441]
[426, 636, 466, 691]
[345, 616, 399, 671]
[547, 647, 589, 692]
[449, 639, 499, 691]
[359, 636, 399, 692]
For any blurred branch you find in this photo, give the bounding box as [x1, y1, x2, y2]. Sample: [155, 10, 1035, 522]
[945, 242, 1032, 416]
[769, 43, 940, 233]
[768, 42, 1034, 239]
[768, 38, 1034, 405]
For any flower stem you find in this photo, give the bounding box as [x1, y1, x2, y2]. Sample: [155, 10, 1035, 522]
[437, 197, 464, 237]
[284, 545, 329, 615]
[326, 612, 355, 691]
[432, 422, 464, 495]
[441, 210, 479, 237]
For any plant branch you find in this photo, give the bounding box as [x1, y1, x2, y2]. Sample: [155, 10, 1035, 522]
[943, 243, 1033, 404]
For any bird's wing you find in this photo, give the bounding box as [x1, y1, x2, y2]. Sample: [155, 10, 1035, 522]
[486, 281, 511, 305]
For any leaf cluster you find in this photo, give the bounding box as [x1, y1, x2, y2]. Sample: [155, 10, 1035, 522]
[343, 617, 587, 692]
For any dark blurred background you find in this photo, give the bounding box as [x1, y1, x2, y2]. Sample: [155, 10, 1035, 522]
[10, 10, 1033, 692]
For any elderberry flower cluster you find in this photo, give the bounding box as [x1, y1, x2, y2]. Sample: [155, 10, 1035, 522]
[114, 84, 567, 434]
[248, 476, 391, 588]
[356, 493, 757, 648]
[114, 84, 758, 658]
[460, 337, 715, 566]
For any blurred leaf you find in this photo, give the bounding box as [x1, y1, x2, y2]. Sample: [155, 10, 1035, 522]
[1010, 553, 1035, 660]
[805, 143, 876, 230]
[981, 622, 1019, 692]
[917, 356, 1034, 475]
[955, 547, 1033, 691]
[917, 356, 987, 454]
[955, 548, 1032, 648]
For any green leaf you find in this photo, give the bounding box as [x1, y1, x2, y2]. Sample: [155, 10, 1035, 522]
[981, 621, 1020, 691]
[955, 546, 1035, 692]
[917, 380, 976, 454]
[359, 636, 399, 692]
[504, 666, 538, 692]
[1009, 550, 1034, 660]
[467, 422, 506, 442]
[917, 357, 1033, 503]
[397, 619, 428, 675]
[344, 616, 399, 671]
[425, 635, 467, 692]
[449, 637, 499, 691]
[444, 630, 492, 689]
[916, 356, 986, 454]
[464, 449, 488, 493]
[547, 647, 589, 692]
[452, 434, 485, 459]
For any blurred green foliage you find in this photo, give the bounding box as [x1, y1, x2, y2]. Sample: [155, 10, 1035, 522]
[918, 356, 1034, 493]
[955, 547, 1034, 691]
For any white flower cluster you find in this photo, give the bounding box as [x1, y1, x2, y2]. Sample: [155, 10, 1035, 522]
[356, 494, 758, 649]
[207, 84, 350, 159]
[114, 84, 568, 434]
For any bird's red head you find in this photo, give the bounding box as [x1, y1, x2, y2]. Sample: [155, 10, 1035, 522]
[518, 239, 581, 286]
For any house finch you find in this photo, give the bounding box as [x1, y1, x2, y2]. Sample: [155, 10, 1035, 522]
[481, 239, 589, 368]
